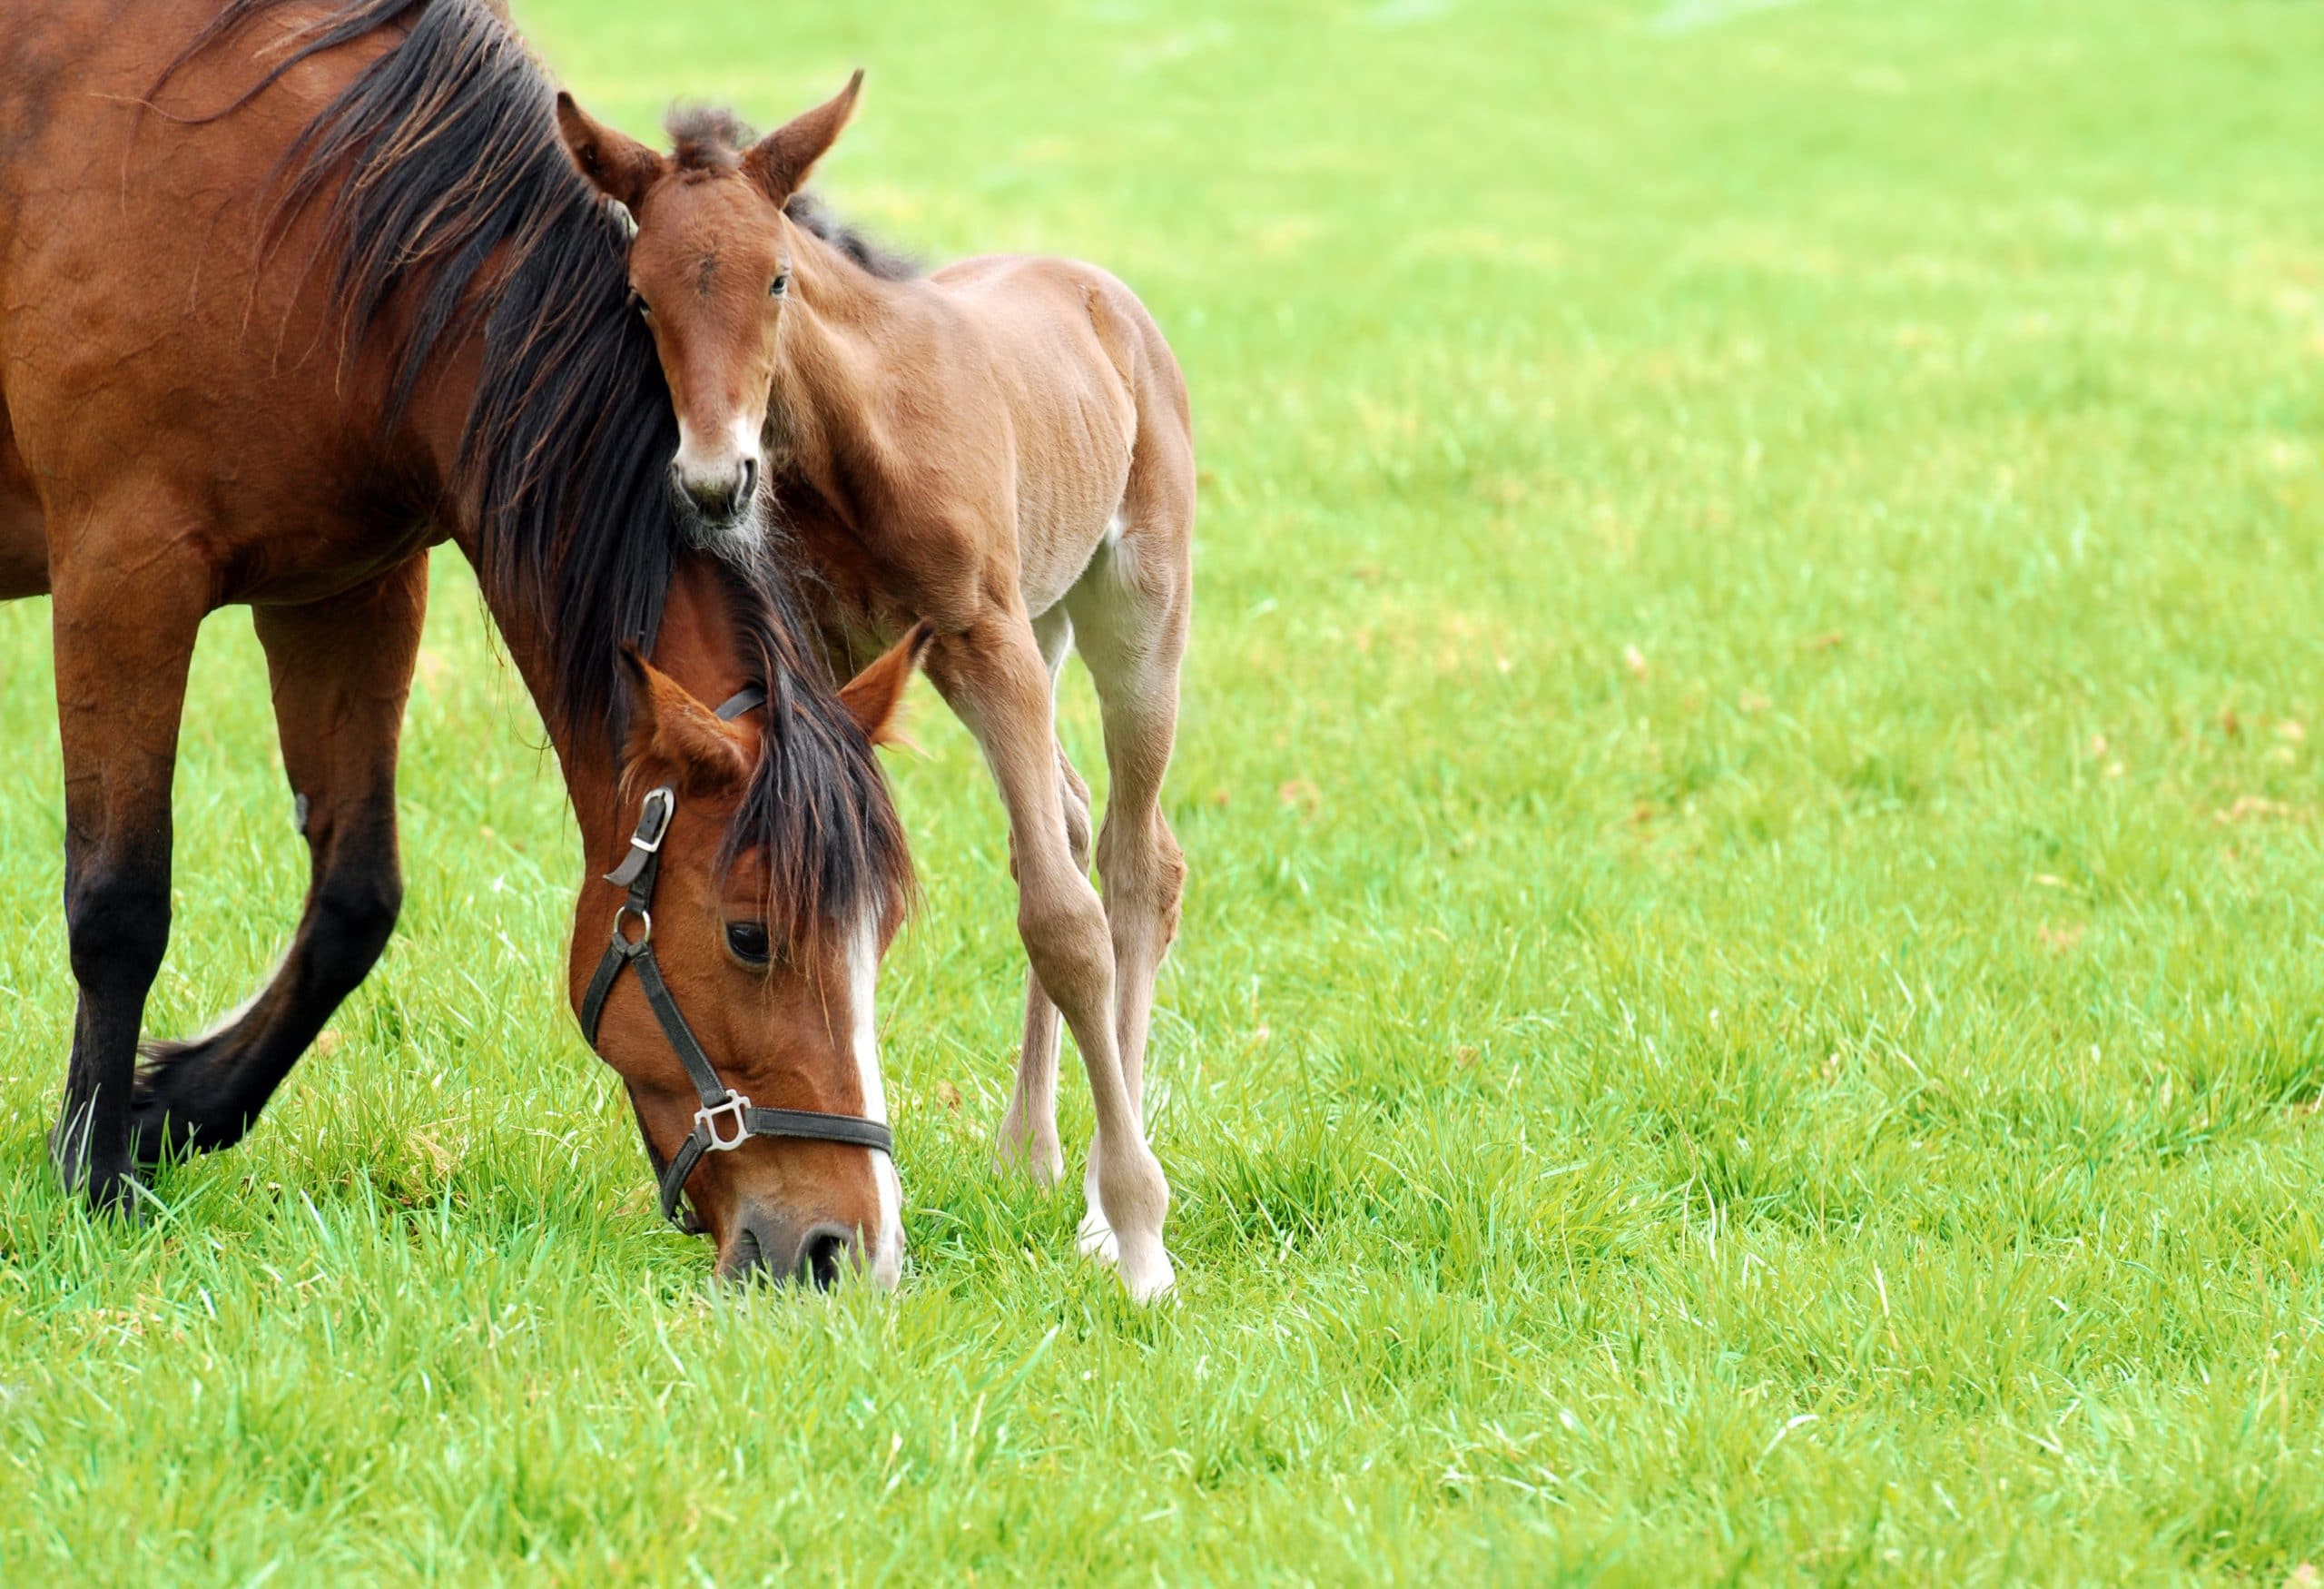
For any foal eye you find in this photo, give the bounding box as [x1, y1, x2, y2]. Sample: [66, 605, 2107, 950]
[724, 921, 773, 966]
[768, 272, 790, 298]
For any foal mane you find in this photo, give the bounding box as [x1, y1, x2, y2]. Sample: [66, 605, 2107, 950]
[162, 0, 911, 940]
[665, 104, 922, 282]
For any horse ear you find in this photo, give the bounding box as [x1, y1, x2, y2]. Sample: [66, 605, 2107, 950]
[556, 92, 665, 212]
[743, 70, 863, 204]
[618, 646, 753, 798]
[838, 620, 931, 749]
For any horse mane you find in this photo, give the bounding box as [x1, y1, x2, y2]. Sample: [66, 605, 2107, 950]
[664, 104, 923, 282]
[162, 0, 911, 940]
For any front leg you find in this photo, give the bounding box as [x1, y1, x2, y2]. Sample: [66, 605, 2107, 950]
[996, 744, 1093, 1188]
[47, 540, 212, 1212]
[996, 607, 1088, 1187]
[133, 560, 426, 1161]
[925, 607, 1174, 1300]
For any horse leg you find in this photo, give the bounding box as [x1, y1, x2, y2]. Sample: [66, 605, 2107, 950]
[47, 540, 212, 1212]
[925, 607, 1173, 1299]
[1063, 517, 1192, 1264]
[132, 559, 425, 1161]
[0, 402, 48, 599]
[995, 607, 1090, 1187]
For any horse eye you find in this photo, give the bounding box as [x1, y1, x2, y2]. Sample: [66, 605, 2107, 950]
[724, 921, 772, 966]
[769, 272, 789, 298]
[628, 289, 652, 322]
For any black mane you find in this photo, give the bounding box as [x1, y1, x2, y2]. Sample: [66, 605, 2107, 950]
[165, 0, 911, 939]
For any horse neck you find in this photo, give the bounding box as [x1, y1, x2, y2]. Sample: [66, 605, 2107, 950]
[405, 350, 641, 865]
[448, 538, 751, 872]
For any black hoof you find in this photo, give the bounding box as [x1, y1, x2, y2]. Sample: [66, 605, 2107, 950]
[130, 1034, 254, 1168]
[50, 1128, 151, 1223]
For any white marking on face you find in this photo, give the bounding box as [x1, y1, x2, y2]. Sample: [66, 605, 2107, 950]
[849, 912, 904, 1288]
[730, 411, 763, 471]
[673, 415, 762, 483]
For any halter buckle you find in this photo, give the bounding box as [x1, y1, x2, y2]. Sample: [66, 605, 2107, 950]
[694, 1093, 753, 1151]
[629, 786, 676, 855]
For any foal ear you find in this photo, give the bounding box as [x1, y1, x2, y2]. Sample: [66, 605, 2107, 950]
[743, 69, 864, 203]
[838, 621, 932, 749]
[618, 646, 753, 798]
[555, 93, 665, 212]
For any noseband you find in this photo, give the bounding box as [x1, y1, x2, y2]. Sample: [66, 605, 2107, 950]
[578, 686, 895, 1230]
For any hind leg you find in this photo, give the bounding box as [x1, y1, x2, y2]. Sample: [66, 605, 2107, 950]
[995, 607, 1092, 1185]
[1062, 516, 1192, 1262]
[132, 560, 425, 1161]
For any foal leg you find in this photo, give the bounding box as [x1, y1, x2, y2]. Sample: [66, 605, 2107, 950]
[132, 560, 426, 1161]
[47, 541, 212, 1212]
[995, 607, 1091, 1186]
[926, 608, 1173, 1299]
[1063, 523, 1191, 1261]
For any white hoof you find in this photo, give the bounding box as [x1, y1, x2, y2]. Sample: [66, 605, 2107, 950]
[1114, 1234, 1176, 1303]
[994, 1128, 1066, 1188]
[1078, 1209, 1118, 1263]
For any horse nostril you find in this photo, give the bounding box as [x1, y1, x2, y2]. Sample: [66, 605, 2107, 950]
[673, 462, 737, 519]
[795, 1222, 856, 1290]
[737, 456, 758, 507]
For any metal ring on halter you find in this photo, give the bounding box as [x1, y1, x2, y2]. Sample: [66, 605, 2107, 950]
[611, 903, 652, 951]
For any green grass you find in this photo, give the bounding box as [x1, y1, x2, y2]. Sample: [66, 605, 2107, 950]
[5, 0, 2324, 1579]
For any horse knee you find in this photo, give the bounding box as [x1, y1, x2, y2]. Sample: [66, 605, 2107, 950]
[1018, 886, 1112, 1005]
[64, 860, 171, 993]
[1098, 816, 1186, 940]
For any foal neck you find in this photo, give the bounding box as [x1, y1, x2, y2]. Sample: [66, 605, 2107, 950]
[768, 223, 919, 473]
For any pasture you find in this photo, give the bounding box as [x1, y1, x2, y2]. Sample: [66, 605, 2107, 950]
[4, 0, 2323, 1578]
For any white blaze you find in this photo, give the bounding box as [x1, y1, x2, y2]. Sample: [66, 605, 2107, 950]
[850, 913, 904, 1288]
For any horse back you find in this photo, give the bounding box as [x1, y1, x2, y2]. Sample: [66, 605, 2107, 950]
[0, 0, 435, 598]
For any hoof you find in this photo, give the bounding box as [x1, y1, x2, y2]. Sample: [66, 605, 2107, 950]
[1077, 1208, 1118, 1264]
[129, 1034, 252, 1168]
[50, 1131, 151, 1223]
[1078, 1209, 1175, 1302]
[994, 1104, 1065, 1188]
[1112, 1232, 1177, 1304]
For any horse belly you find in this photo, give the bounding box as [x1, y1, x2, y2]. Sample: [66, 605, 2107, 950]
[1012, 380, 1136, 616]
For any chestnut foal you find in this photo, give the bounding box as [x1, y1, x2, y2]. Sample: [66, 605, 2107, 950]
[558, 79, 1195, 1299]
[1, 0, 927, 1285]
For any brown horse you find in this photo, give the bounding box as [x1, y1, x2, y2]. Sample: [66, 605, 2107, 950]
[556, 78, 1196, 1299]
[0, 0, 929, 1287]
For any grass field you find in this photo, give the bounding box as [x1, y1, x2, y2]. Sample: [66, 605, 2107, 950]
[5, 0, 2324, 1579]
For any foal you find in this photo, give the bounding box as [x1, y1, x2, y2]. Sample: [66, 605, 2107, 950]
[557, 80, 1195, 1299]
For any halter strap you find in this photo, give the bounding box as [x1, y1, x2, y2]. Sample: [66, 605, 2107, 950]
[580, 683, 891, 1229]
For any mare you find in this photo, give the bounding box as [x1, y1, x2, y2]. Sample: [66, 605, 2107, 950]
[0, 0, 927, 1286]
[556, 78, 1195, 1299]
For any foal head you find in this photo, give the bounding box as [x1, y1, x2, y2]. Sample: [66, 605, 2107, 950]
[580, 615, 927, 1289]
[556, 75, 863, 558]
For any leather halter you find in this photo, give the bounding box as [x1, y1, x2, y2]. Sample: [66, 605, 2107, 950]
[578, 686, 894, 1229]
